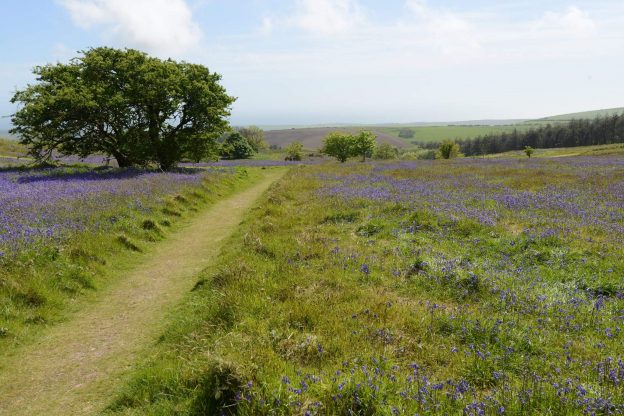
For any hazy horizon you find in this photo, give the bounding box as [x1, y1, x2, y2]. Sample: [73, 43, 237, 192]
[1, 0, 624, 128]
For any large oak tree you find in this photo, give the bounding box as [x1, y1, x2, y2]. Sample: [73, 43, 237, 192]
[11, 47, 235, 170]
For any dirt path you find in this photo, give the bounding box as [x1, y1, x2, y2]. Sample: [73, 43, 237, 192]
[0, 170, 284, 416]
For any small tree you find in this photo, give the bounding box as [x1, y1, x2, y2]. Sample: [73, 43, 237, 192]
[352, 131, 377, 162]
[237, 126, 267, 152]
[438, 140, 460, 159]
[285, 141, 303, 161]
[373, 142, 398, 160]
[321, 132, 354, 163]
[220, 132, 255, 160]
[524, 146, 534, 158]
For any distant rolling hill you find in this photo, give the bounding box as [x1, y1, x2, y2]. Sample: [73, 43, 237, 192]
[535, 107, 624, 122]
[264, 106, 624, 149]
[264, 127, 408, 150]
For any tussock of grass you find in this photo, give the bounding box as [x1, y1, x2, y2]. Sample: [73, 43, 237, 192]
[115, 235, 142, 252]
[162, 207, 182, 217]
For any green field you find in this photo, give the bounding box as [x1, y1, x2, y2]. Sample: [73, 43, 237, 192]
[376, 125, 530, 144]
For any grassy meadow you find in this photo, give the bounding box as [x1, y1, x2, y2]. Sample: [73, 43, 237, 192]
[106, 155, 624, 415]
[377, 125, 530, 145]
[0, 165, 264, 350]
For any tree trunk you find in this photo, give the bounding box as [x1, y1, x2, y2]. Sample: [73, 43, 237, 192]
[111, 151, 132, 168]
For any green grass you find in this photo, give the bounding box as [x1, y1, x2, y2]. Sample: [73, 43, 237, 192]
[377, 125, 530, 144]
[253, 149, 289, 161]
[0, 167, 263, 353]
[106, 158, 624, 415]
[0, 137, 27, 158]
[483, 143, 624, 159]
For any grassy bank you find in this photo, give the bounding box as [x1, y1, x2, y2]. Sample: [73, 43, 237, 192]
[0, 166, 268, 351]
[484, 143, 624, 159]
[107, 157, 624, 415]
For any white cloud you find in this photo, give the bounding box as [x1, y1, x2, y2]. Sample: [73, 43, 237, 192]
[259, 15, 274, 35]
[532, 6, 596, 37]
[405, 0, 427, 15]
[59, 0, 201, 56]
[400, 1, 601, 61]
[292, 0, 364, 35]
[403, 0, 482, 57]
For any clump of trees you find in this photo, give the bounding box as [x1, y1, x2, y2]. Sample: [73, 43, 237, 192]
[11, 47, 236, 170]
[398, 128, 415, 139]
[236, 126, 267, 152]
[455, 115, 624, 156]
[524, 146, 534, 158]
[321, 131, 377, 162]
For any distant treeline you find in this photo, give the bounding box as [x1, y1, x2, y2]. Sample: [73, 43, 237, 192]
[414, 114, 624, 156]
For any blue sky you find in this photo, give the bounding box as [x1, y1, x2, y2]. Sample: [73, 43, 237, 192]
[1, 0, 623, 127]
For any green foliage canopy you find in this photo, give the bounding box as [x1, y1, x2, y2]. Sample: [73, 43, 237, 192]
[321, 131, 377, 162]
[352, 131, 377, 161]
[237, 126, 267, 152]
[321, 132, 355, 163]
[373, 142, 398, 160]
[438, 140, 460, 159]
[10, 47, 235, 170]
[220, 132, 255, 160]
[285, 141, 304, 161]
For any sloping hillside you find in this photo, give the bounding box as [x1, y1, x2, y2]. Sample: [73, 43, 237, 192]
[537, 107, 624, 122]
[264, 127, 408, 149]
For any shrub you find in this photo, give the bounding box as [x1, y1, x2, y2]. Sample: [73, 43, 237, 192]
[373, 142, 398, 160]
[220, 133, 256, 160]
[438, 140, 460, 159]
[418, 149, 437, 160]
[285, 141, 303, 161]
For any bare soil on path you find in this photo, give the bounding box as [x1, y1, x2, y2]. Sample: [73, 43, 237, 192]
[0, 170, 284, 416]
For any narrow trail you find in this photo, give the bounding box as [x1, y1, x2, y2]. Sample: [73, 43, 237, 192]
[0, 170, 284, 416]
